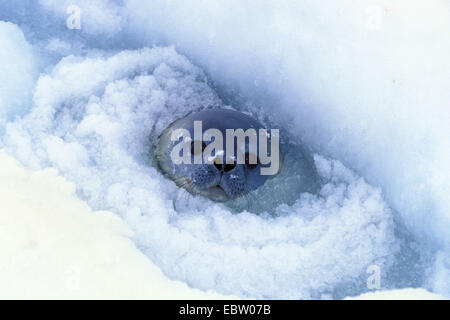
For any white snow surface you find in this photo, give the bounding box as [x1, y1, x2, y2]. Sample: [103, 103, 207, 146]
[0, 21, 37, 126]
[0, 150, 231, 299]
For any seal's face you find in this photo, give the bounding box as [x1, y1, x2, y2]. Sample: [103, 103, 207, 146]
[155, 109, 279, 202]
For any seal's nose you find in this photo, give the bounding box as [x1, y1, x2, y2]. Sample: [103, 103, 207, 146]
[213, 157, 236, 172]
[224, 163, 236, 172]
[213, 158, 223, 171]
[213, 157, 236, 173]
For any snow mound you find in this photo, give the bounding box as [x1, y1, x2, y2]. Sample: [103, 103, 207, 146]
[0, 21, 37, 127]
[0, 149, 231, 299]
[3, 47, 397, 299]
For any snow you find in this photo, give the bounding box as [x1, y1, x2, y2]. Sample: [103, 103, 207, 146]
[0, 21, 37, 127]
[347, 288, 446, 300]
[125, 0, 450, 248]
[2, 47, 397, 298]
[0, 0, 449, 299]
[0, 150, 231, 299]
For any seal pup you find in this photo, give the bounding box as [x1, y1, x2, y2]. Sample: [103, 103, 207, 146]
[155, 109, 280, 202]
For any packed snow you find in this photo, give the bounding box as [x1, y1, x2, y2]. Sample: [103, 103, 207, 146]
[0, 150, 231, 299]
[0, 21, 38, 127]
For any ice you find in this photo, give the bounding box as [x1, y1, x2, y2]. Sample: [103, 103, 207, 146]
[39, 0, 125, 36]
[0, 0, 449, 298]
[122, 0, 450, 294]
[429, 251, 450, 296]
[0, 150, 231, 299]
[346, 288, 447, 300]
[0, 21, 38, 127]
[124, 0, 450, 248]
[2, 48, 397, 299]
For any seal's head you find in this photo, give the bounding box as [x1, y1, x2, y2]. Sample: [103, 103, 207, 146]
[155, 109, 280, 202]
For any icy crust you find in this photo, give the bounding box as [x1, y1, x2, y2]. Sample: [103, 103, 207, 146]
[0, 21, 37, 126]
[3, 48, 396, 299]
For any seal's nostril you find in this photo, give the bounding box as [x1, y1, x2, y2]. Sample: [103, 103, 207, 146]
[213, 158, 223, 171]
[224, 163, 236, 172]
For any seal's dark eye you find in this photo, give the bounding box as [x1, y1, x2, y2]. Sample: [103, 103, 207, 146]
[245, 152, 258, 170]
[191, 141, 207, 155]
